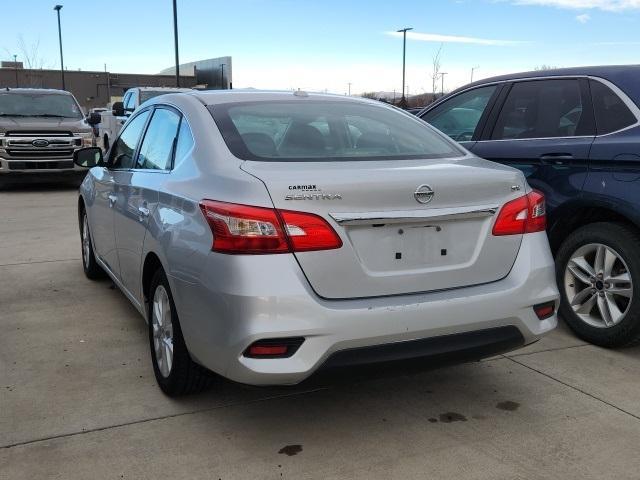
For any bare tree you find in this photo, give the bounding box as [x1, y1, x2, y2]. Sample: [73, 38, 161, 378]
[17, 35, 49, 70]
[534, 64, 557, 71]
[361, 92, 378, 99]
[430, 44, 443, 99]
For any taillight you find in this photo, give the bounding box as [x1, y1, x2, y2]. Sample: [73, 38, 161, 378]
[199, 200, 342, 254]
[492, 190, 546, 236]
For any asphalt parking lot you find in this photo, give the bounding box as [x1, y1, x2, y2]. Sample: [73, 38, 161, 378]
[2, 185, 640, 480]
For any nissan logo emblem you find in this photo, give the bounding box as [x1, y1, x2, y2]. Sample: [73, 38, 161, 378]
[32, 139, 50, 147]
[414, 184, 434, 204]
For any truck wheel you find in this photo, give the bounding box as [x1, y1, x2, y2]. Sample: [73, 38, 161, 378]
[148, 268, 214, 396]
[556, 222, 640, 347]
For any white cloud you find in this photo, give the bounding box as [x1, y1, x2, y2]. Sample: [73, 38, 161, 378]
[576, 13, 591, 22]
[385, 31, 525, 46]
[511, 0, 640, 11]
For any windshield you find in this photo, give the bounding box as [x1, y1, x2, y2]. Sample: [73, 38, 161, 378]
[0, 92, 83, 118]
[140, 91, 175, 103]
[210, 100, 464, 162]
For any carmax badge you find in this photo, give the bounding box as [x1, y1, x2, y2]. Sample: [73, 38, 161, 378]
[285, 193, 342, 200]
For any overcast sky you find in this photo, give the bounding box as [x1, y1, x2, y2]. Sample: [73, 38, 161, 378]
[3, 0, 640, 94]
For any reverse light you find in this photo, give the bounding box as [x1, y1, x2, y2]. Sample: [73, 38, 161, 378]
[492, 190, 546, 236]
[199, 200, 342, 254]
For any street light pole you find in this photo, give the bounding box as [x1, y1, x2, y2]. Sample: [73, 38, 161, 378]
[172, 0, 180, 87]
[397, 27, 413, 108]
[13, 54, 18, 87]
[440, 72, 448, 96]
[54, 5, 65, 90]
[347, 82, 352, 96]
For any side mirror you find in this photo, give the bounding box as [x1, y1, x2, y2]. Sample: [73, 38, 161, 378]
[112, 101, 125, 117]
[74, 147, 104, 168]
[87, 112, 102, 126]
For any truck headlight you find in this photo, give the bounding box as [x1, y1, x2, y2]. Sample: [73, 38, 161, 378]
[75, 132, 94, 148]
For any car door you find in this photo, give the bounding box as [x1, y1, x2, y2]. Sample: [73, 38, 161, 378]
[584, 78, 640, 211]
[101, 109, 151, 281]
[471, 78, 596, 219]
[113, 106, 182, 303]
[420, 84, 503, 151]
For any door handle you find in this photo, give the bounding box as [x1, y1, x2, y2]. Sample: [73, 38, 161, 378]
[539, 154, 573, 165]
[108, 194, 117, 208]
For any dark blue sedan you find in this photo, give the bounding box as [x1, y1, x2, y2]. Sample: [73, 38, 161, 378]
[419, 65, 640, 348]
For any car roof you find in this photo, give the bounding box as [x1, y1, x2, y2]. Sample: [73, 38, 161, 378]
[135, 87, 192, 92]
[425, 64, 640, 114]
[185, 89, 377, 106]
[1, 87, 73, 95]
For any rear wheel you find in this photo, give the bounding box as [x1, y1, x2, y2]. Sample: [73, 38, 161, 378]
[148, 268, 214, 396]
[556, 222, 640, 347]
[80, 209, 105, 279]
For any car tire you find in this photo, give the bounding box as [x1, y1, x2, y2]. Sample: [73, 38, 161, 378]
[556, 222, 640, 347]
[148, 268, 214, 396]
[80, 208, 105, 280]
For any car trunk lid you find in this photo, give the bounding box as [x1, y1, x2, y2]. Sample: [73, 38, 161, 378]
[242, 157, 525, 299]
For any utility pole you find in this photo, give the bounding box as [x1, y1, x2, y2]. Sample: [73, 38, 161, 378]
[397, 27, 413, 108]
[471, 65, 479, 83]
[13, 54, 18, 87]
[54, 5, 65, 90]
[347, 82, 352, 96]
[172, 0, 180, 87]
[440, 72, 448, 96]
[104, 63, 111, 105]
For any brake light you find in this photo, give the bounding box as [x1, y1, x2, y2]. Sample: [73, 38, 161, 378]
[492, 190, 546, 236]
[199, 200, 342, 254]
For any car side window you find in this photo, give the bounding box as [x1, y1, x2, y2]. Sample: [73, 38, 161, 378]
[109, 110, 150, 169]
[492, 79, 593, 140]
[136, 108, 181, 171]
[421, 85, 496, 141]
[590, 80, 637, 135]
[173, 117, 194, 168]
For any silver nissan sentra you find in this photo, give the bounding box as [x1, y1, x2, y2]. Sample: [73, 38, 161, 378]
[74, 90, 558, 396]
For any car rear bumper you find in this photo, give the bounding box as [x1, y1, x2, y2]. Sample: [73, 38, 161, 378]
[170, 231, 558, 386]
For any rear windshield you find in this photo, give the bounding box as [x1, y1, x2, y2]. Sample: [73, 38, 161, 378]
[209, 100, 464, 161]
[0, 92, 82, 119]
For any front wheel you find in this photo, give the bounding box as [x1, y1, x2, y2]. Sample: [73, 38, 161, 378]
[148, 268, 214, 396]
[556, 222, 640, 347]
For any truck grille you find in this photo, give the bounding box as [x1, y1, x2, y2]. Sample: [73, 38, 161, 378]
[4, 130, 74, 137]
[8, 161, 74, 170]
[6, 148, 75, 158]
[2, 132, 79, 160]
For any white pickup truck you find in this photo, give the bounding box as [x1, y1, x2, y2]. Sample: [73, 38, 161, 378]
[98, 87, 191, 150]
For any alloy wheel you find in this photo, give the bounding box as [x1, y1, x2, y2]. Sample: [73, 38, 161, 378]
[152, 285, 174, 377]
[564, 243, 633, 329]
[82, 214, 91, 269]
